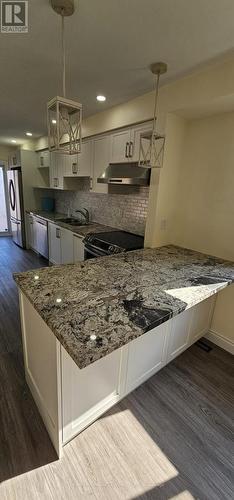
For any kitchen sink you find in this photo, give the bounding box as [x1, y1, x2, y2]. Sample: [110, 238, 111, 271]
[58, 218, 89, 226]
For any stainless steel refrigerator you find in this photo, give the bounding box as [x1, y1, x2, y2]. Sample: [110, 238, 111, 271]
[7, 167, 26, 248]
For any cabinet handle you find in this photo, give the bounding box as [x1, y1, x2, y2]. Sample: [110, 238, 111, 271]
[56, 228, 60, 239]
[72, 162, 78, 174]
[54, 177, 58, 187]
[129, 141, 133, 158]
[40, 156, 44, 166]
[90, 178, 93, 190]
[125, 142, 129, 158]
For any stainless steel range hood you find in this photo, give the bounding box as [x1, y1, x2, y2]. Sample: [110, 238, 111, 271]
[97, 162, 150, 186]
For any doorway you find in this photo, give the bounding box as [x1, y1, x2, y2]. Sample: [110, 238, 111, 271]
[0, 163, 10, 234]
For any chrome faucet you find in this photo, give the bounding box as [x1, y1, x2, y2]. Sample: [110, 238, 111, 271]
[75, 208, 90, 224]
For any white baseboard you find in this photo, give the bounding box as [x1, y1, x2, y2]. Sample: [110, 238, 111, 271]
[205, 330, 234, 355]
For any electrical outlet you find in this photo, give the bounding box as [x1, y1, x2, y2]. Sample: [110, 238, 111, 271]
[160, 218, 167, 231]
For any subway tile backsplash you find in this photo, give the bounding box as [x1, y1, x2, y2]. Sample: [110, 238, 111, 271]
[54, 185, 149, 235]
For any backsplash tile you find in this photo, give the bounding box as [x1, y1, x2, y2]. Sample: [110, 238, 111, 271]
[54, 186, 149, 235]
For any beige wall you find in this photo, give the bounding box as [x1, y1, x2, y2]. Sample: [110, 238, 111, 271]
[0, 145, 16, 163]
[166, 111, 234, 351]
[145, 113, 187, 247]
[173, 112, 234, 260]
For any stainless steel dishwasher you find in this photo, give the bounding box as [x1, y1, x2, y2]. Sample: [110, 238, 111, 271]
[34, 216, 49, 259]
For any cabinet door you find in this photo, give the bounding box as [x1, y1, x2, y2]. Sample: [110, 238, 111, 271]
[110, 129, 131, 163]
[189, 296, 215, 345]
[65, 155, 79, 177]
[73, 234, 84, 262]
[61, 346, 121, 444]
[91, 135, 110, 193]
[50, 153, 58, 188]
[78, 140, 92, 177]
[60, 227, 74, 264]
[167, 308, 193, 363]
[125, 322, 168, 395]
[130, 123, 153, 162]
[48, 223, 61, 264]
[37, 151, 50, 168]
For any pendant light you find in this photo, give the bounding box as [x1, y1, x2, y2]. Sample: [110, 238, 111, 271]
[47, 0, 82, 155]
[139, 62, 167, 168]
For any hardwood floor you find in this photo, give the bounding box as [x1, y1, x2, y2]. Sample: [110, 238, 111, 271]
[0, 236, 233, 500]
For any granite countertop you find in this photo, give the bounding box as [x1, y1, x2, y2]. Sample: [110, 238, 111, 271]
[14, 245, 234, 369]
[28, 210, 118, 237]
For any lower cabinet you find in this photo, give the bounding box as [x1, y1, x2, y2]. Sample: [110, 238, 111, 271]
[48, 223, 62, 264]
[166, 308, 192, 362]
[19, 290, 216, 457]
[166, 296, 215, 363]
[48, 222, 85, 265]
[124, 322, 169, 394]
[61, 346, 121, 444]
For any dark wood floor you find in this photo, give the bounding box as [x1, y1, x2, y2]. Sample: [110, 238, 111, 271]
[0, 237, 57, 480]
[0, 236, 233, 500]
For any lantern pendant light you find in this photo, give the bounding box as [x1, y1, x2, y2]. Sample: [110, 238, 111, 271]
[139, 62, 167, 169]
[47, 0, 82, 155]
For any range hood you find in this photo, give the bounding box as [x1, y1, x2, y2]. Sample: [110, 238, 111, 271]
[97, 162, 150, 186]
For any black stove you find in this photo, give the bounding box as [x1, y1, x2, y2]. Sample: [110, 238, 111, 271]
[83, 230, 144, 259]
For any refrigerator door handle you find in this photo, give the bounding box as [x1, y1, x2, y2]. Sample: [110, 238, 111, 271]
[9, 179, 16, 211]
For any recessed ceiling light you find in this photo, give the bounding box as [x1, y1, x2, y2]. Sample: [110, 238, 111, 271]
[26, 132, 32, 136]
[96, 95, 106, 102]
[11, 139, 16, 143]
[52, 119, 57, 124]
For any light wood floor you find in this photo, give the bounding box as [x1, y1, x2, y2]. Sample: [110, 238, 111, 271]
[0, 237, 233, 500]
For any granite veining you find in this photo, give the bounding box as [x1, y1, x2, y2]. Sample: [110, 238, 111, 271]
[14, 245, 234, 369]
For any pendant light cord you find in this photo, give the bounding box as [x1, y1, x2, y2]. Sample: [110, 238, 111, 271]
[152, 72, 160, 138]
[61, 11, 66, 97]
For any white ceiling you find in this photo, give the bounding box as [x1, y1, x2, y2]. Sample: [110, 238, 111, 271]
[1, 0, 234, 145]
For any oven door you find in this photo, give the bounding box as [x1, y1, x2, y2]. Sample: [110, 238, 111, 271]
[84, 244, 108, 260]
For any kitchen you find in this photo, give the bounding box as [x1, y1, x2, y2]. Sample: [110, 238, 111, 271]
[0, 1, 234, 499]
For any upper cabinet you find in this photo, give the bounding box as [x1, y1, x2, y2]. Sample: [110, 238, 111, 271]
[36, 121, 153, 191]
[110, 123, 152, 164]
[64, 140, 92, 178]
[110, 129, 131, 163]
[37, 150, 50, 168]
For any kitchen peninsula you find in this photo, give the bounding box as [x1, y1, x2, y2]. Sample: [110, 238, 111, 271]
[14, 245, 234, 456]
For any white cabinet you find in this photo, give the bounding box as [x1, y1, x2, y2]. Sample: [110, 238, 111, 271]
[167, 297, 215, 363]
[64, 141, 92, 178]
[130, 123, 153, 162]
[37, 150, 50, 168]
[125, 322, 168, 395]
[50, 153, 64, 189]
[167, 309, 192, 362]
[64, 155, 79, 177]
[48, 223, 62, 264]
[110, 129, 131, 163]
[78, 140, 92, 177]
[73, 234, 84, 262]
[61, 346, 121, 444]
[49, 222, 83, 264]
[110, 123, 152, 164]
[189, 296, 215, 345]
[91, 135, 110, 193]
